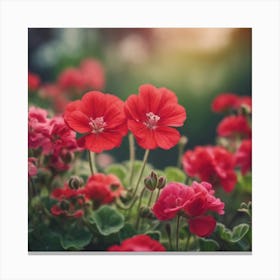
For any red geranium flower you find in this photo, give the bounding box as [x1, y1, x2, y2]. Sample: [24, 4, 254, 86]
[182, 146, 237, 192]
[28, 72, 41, 91]
[152, 181, 224, 237]
[124, 84, 186, 150]
[108, 235, 165, 251]
[28, 157, 38, 177]
[217, 115, 251, 139]
[80, 173, 125, 205]
[64, 91, 128, 153]
[211, 93, 239, 113]
[58, 68, 85, 91]
[235, 139, 252, 175]
[51, 184, 85, 218]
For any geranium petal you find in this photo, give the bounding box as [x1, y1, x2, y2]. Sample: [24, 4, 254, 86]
[154, 126, 180, 150]
[64, 111, 91, 133]
[158, 104, 186, 127]
[189, 216, 216, 237]
[80, 91, 106, 117]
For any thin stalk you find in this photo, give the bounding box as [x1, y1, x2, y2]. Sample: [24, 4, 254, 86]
[147, 191, 154, 207]
[185, 232, 191, 251]
[115, 195, 138, 210]
[88, 150, 97, 175]
[128, 133, 135, 186]
[156, 188, 161, 202]
[176, 215, 181, 251]
[135, 187, 146, 230]
[132, 149, 150, 197]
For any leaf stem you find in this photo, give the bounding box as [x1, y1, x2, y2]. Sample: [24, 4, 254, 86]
[88, 150, 97, 175]
[135, 187, 146, 230]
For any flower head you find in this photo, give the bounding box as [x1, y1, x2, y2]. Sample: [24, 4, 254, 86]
[28, 72, 41, 91]
[211, 93, 239, 113]
[80, 173, 125, 206]
[152, 181, 224, 237]
[235, 139, 252, 175]
[217, 115, 251, 139]
[64, 91, 128, 153]
[124, 84, 186, 150]
[108, 234, 165, 251]
[182, 146, 237, 192]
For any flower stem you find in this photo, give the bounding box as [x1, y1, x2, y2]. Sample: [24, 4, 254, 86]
[185, 232, 191, 251]
[135, 187, 146, 230]
[128, 133, 135, 186]
[147, 191, 153, 207]
[176, 215, 181, 251]
[156, 188, 161, 202]
[132, 149, 150, 197]
[88, 150, 97, 175]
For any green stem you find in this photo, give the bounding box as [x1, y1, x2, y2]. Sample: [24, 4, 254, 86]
[135, 187, 146, 230]
[115, 195, 138, 210]
[147, 191, 153, 207]
[156, 188, 161, 202]
[128, 133, 135, 186]
[185, 232, 191, 251]
[88, 150, 97, 175]
[176, 215, 181, 251]
[165, 223, 173, 251]
[132, 149, 150, 197]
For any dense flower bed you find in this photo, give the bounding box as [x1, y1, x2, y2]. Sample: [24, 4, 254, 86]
[28, 60, 252, 252]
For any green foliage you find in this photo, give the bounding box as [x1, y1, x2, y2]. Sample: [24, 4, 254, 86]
[145, 230, 161, 241]
[105, 164, 127, 184]
[238, 201, 252, 217]
[164, 167, 186, 183]
[199, 238, 220, 251]
[118, 223, 136, 241]
[91, 206, 125, 236]
[216, 223, 250, 243]
[236, 171, 252, 193]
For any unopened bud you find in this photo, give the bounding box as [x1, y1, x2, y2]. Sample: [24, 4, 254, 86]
[157, 176, 167, 189]
[179, 136, 188, 147]
[144, 177, 156, 191]
[60, 200, 70, 211]
[69, 176, 84, 189]
[61, 151, 74, 164]
[139, 206, 151, 218]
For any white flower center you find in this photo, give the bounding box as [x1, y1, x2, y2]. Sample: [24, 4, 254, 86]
[144, 112, 160, 129]
[89, 117, 106, 134]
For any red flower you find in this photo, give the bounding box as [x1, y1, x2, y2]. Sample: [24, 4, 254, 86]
[108, 235, 165, 251]
[64, 91, 128, 153]
[217, 115, 251, 138]
[182, 146, 237, 192]
[28, 72, 41, 91]
[152, 181, 224, 237]
[211, 93, 239, 113]
[79, 58, 105, 90]
[235, 139, 252, 175]
[51, 184, 85, 218]
[124, 84, 186, 150]
[80, 173, 124, 205]
[58, 68, 85, 91]
[212, 93, 252, 113]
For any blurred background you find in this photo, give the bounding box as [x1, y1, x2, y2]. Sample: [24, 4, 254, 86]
[28, 28, 252, 169]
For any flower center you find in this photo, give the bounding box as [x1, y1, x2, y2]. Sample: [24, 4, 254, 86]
[144, 112, 160, 129]
[89, 117, 106, 134]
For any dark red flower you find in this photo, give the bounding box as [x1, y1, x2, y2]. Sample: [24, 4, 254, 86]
[217, 115, 251, 139]
[64, 91, 128, 153]
[235, 139, 252, 175]
[51, 184, 85, 218]
[108, 235, 165, 251]
[188, 216, 216, 237]
[80, 173, 125, 205]
[182, 146, 237, 192]
[28, 72, 41, 91]
[152, 181, 224, 237]
[211, 93, 239, 113]
[124, 84, 186, 150]
[237, 96, 252, 112]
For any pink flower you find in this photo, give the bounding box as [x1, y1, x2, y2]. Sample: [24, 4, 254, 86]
[28, 157, 38, 177]
[28, 72, 41, 91]
[182, 146, 237, 192]
[108, 235, 165, 251]
[235, 139, 252, 175]
[152, 181, 224, 237]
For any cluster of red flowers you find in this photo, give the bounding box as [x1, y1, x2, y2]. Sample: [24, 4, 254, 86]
[51, 173, 124, 217]
[28, 107, 80, 172]
[182, 146, 237, 192]
[28, 58, 105, 113]
[108, 234, 165, 251]
[152, 181, 224, 237]
[64, 84, 187, 152]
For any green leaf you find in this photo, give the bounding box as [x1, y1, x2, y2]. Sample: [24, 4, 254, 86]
[118, 223, 136, 241]
[60, 226, 92, 250]
[92, 206, 124, 236]
[145, 230, 161, 241]
[238, 201, 252, 217]
[164, 167, 186, 183]
[105, 164, 127, 184]
[199, 238, 220, 251]
[231, 224, 250, 243]
[236, 172, 252, 193]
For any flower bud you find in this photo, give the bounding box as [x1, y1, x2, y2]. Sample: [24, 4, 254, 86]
[139, 206, 151, 218]
[69, 176, 84, 189]
[144, 176, 156, 191]
[179, 136, 188, 146]
[157, 176, 167, 189]
[60, 200, 70, 211]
